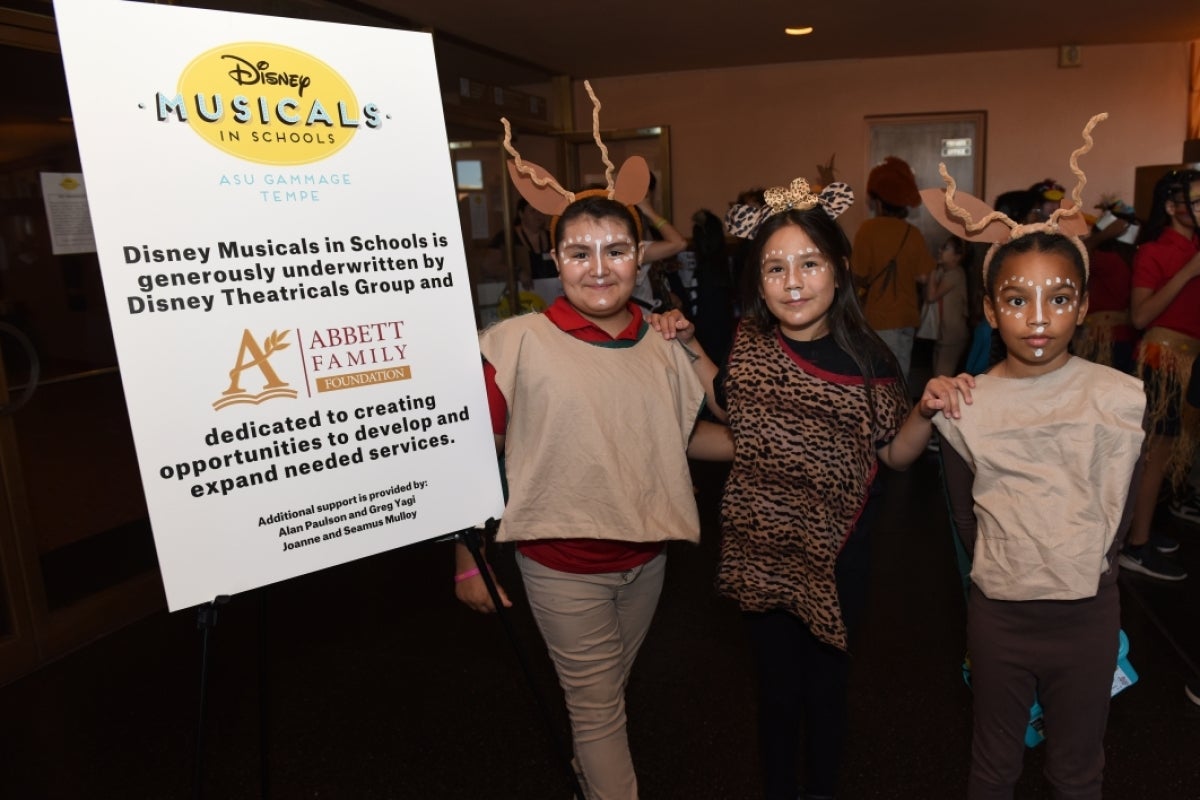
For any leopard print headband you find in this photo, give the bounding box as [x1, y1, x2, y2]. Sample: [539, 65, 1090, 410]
[725, 178, 854, 240]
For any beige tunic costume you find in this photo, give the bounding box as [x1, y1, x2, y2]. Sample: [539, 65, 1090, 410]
[933, 357, 1145, 600]
[480, 313, 704, 545]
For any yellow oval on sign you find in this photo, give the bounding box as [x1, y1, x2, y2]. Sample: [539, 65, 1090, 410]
[175, 42, 377, 166]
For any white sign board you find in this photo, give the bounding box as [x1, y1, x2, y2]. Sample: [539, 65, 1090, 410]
[54, 0, 505, 610]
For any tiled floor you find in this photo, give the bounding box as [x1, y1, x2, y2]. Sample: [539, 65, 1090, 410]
[1, 455, 1199, 799]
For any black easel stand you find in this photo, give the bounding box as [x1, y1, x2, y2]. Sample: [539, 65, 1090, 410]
[258, 587, 272, 800]
[194, 595, 230, 800]
[457, 525, 587, 800]
[191, 589, 274, 800]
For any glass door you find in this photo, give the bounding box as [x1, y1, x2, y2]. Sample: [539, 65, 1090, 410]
[450, 130, 565, 328]
[0, 40, 164, 684]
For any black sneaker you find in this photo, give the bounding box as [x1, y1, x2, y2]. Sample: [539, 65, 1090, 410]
[1119, 545, 1188, 581]
[1170, 494, 1200, 524]
[1151, 532, 1180, 554]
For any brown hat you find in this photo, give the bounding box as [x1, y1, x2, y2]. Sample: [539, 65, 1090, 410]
[867, 156, 921, 208]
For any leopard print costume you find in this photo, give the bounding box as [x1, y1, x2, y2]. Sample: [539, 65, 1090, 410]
[718, 326, 907, 650]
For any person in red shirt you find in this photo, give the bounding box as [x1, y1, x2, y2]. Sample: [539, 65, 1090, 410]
[1119, 170, 1200, 582]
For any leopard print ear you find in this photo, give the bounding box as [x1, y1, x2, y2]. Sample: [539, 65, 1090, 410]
[612, 156, 650, 206]
[724, 203, 771, 239]
[817, 182, 853, 220]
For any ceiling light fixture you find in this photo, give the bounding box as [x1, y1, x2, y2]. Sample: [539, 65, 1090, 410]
[785, 26, 814, 36]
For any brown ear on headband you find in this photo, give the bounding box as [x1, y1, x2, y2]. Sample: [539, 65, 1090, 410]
[1054, 201, 1090, 237]
[611, 156, 651, 206]
[919, 187, 1010, 243]
[506, 155, 651, 217]
[506, 159, 573, 217]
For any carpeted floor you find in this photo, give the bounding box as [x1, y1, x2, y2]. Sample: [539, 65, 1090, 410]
[1, 454, 1198, 799]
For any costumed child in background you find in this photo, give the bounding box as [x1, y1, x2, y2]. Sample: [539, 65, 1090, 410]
[926, 235, 972, 377]
[920, 114, 1146, 800]
[1119, 169, 1200, 581]
[453, 83, 732, 800]
[1073, 195, 1139, 374]
[659, 177, 973, 800]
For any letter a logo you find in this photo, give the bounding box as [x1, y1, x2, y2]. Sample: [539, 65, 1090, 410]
[212, 329, 299, 410]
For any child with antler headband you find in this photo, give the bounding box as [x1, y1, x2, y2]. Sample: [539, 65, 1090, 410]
[452, 83, 732, 800]
[663, 176, 972, 800]
[921, 114, 1146, 799]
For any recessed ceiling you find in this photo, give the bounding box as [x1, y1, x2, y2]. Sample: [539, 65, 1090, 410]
[347, 0, 1200, 78]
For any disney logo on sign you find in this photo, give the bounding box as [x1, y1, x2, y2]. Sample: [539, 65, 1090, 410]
[221, 55, 312, 97]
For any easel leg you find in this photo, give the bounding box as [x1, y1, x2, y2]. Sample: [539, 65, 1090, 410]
[458, 527, 587, 800]
[194, 595, 230, 800]
[258, 588, 271, 800]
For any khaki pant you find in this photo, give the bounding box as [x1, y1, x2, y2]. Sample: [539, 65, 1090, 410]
[518, 552, 666, 800]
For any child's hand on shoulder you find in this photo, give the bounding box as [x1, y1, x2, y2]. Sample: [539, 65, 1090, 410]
[649, 309, 695, 343]
[919, 373, 976, 420]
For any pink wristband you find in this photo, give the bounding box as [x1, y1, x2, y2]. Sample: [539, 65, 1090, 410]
[454, 567, 482, 583]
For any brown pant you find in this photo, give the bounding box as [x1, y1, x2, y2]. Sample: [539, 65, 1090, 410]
[967, 582, 1119, 800]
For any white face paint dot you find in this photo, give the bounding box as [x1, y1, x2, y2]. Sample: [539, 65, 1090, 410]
[790, 289, 801, 300]
[1034, 348, 1044, 357]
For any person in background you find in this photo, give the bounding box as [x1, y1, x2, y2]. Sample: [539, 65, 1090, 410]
[630, 173, 687, 313]
[1119, 169, 1200, 581]
[852, 156, 935, 385]
[688, 208, 735, 367]
[926, 235, 971, 377]
[1074, 197, 1139, 374]
[1027, 178, 1067, 224]
[481, 197, 554, 286]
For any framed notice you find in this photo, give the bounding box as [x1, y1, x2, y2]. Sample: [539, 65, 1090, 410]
[53, 0, 505, 610]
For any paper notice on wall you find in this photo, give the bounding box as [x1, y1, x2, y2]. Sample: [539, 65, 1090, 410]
[40, 172, 96, 255]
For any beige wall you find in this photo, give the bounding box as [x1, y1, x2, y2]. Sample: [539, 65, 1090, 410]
[574, 43, 1190, 238]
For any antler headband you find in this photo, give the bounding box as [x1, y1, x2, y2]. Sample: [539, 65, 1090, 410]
[500, 81, 650, 243]
[920, 113, 1107, 282]
[724, 177, 854, 239]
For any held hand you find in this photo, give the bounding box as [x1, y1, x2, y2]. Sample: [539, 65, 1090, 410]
[919, 373, 976, 420]
[455, 569, 512, 614]
[649, 309, 696, 343]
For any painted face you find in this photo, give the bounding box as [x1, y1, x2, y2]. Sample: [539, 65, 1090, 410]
[759, 224, 836, 341]
[553, 214, 642, 325]
[983, 249, 1088, 377]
